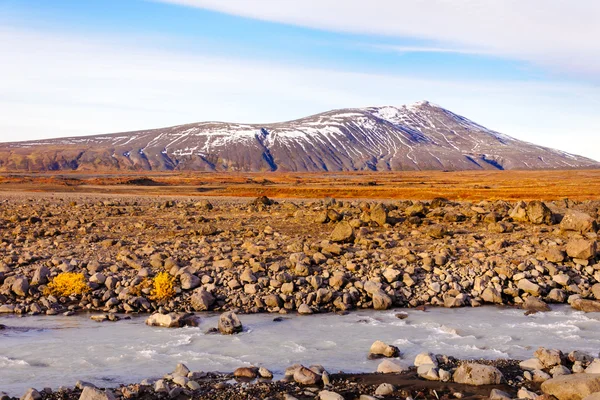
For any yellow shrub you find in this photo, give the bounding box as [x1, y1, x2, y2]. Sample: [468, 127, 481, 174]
[150, 272, 175, 302]
[44, 272, 90, 297]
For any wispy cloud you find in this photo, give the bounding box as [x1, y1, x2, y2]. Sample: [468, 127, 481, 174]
[155, 0, 600, 77]
[370, 44, 491, 56]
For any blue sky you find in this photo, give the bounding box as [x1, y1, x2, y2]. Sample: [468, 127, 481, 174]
[1, 0, 599, 160]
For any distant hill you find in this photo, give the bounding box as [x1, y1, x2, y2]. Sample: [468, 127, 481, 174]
[1, 101, 597, 172]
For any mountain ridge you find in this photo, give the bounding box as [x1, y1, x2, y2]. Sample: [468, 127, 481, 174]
[1, 101, 597, 172]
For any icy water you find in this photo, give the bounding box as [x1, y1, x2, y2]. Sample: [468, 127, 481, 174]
[1, 305, 600, 395]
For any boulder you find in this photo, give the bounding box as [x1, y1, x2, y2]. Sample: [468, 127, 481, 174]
[145, 312, 198, 328]
[179, 273, 200, 290]
[571, 299, 600, 313]
[538, 247, 566, 263]
[560, 210, 598, 234]
[453, 363, 503, 386]
[330, 222, 354, 243]
[520, 358, 545, 371]
[518, 279, 541, 296]
[585, 359, 600, 374]
[31, 266, 51, 285]
[489, 389, 512, 400]
[369, 340, 399, 358]
[372, 290, 392, 310]
[374, 383, 395, 396]
[218, 311, 243, 334]
[524, 297, 551, 314]
[566, 240, 597, 260]
[78, 387, 116, 400]
[294, 366, 321, 385]
[535, 347, 564, 368]
[20, 389, 41, 400]
[319, 391, 344, 400]
[417, 364, 439, 381]
[527, 201, 554, 224]
[481, 287, 503, 304]
[234, 367, 258, 380]
[11, 276, 29, 297]
[377, 359, 409, 373]
[414, 352, 438, 367]
[190, 289, 215, 311]
[541, 374, 600, 400]
[370, 204, 388, 227]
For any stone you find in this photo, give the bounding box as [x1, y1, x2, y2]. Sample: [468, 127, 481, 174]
[145, 312, 198, 328]
[550, 365, 571, 378]
[173, 363, 190, 377]
[571, 299, 600, 313]
[31, 266, 51, 285]
[11, 276, 29, 297]
[439, 368, 451, 382]
[258, 367, 273, 379]
[294, 366, 321, 385]
[518, 387, 540, 399]
[298, 304, 313, 315]
[330, 222, 355, 243]
[533, 369, 552, 383]
[370, 204, 388, 227]
[417, 364, 439, 381]
[20, 389, 42, 400]
[377, 359, 409, 373]
[375, 383, 395, 396]
[414, 352, 438, 367]
[78, 387, 116, 400]
[489, 389, 512, 400]
[453, 363, 503, 386]
[518, 279, 541, 296]
[481, 287, 503, 304]
[382, 268, 402, 283]
[541, 374, 600, 400]
[592, 284, 600, 300]
[583, 394, 600, 400]
[218, 311, 243, 334]
[372, 290, 392, 310]
[560, 210, 598, 234]
[190, 289, 215, 311]
[179, 273, 200, 290]
[535, 347, 564, 368]
[520, 358, 545, 371]
[527, 201, 554, 224]
[524, 297, 551, 313]
[586, 359, 600, 374]
[539, 247, 566, 263]
[234, 367, 258, 379]
[319, 391, 344, 400]
[369, 340, 399, 358]
[566, 240, 597, 260]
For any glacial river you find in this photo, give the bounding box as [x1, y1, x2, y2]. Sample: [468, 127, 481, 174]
[1, 305, 599, 395]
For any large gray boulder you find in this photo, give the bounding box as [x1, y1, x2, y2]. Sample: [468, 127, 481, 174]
[541, 374, 600, 400]
[452, 363, 503, 386]
[218, 311, 243, 334]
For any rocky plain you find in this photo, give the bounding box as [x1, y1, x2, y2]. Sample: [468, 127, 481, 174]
[3, 191, 600, 400]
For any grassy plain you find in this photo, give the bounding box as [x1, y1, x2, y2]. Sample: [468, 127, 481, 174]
[0, 169, 599, 201]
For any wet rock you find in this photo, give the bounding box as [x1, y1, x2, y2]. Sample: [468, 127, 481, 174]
[453, 363, 503, 386]
[173, 363, 190, 377]
[535, 347, 564, 368]
[218, 311, 243, 334]
[414, 352, 438, 367]
[298, 304, 313, 315]
[571, 299, 600, 313]
[481, 287, 503, 304]
[541, 374, 600, 400]
[518, 279, 541, 296]
[524, 297, 551, 314]
[417, 364, 439, 381]
[259, 367, 273, 379]
[234, 367, 258, 380]
[145, 312, 198, 328]
[369, 340, 399, 358]
[372, 290, 392, 310]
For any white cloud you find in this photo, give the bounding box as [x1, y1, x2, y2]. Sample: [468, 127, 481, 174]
[0, 27, 599, 161]
[156, 0, 600, 76]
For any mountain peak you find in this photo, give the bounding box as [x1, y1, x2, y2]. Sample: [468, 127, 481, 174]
[0, 103, 597, 172]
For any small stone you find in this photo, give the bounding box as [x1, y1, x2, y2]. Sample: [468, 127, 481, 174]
[375, 383, 395, 396]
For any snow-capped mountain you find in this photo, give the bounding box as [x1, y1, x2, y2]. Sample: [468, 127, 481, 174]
[0, 101, 597, 172]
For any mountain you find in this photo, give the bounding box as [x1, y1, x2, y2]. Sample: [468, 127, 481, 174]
[0, 101, 597, 172]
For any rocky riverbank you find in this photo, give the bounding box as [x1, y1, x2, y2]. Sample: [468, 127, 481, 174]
[1, 194, 600, 317]
[5, 345, 600, 400]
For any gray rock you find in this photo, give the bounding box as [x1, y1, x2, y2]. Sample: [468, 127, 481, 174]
[190, 289, 215, 311]
[78, 387, 116, 400]
[560, 210, 598, 233]
[374, 383, 395, 396]
[20, 389, 41, 400]
[541, 374, 600, 400]
[453, 363, 503, 386]
[218, 311, 243, 334]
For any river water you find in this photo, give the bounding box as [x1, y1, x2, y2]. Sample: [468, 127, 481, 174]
[1, 305, 599, 395]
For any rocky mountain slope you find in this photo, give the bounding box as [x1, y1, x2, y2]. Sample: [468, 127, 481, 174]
[0, 101, 597, 172]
